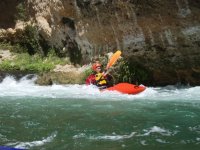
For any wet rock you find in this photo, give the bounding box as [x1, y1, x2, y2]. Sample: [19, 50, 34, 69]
[35, 71, 86, 85]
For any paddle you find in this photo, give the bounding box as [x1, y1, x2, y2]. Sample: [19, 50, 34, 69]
[96, 50, 122, 85]
[106, 50, 122, 71]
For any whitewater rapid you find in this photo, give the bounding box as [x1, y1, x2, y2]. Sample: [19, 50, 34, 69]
[1, 75, 200, 150]
[0, 75, 200, 101]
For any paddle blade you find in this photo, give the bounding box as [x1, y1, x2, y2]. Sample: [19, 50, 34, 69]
[106, 50, 122, 70]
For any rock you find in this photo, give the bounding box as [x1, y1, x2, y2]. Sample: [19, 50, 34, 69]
[53, 64, 91, 73]
[15, 20, 29, 31]
[35, 73, 53, 85]
[1, 0, 200, 85]
[35, 71, 86, 85]
[0, 50, 15, 63]
[7, 28, 16, 35]
[0, 29, 6, 37]
[35, 64, 91, 85]
[36, 16, 52, 39]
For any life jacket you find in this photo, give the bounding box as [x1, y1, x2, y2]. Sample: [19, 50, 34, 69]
[95, 73, 107, 86]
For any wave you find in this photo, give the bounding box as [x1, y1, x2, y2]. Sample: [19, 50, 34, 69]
[73, 132, 136, 141]
[73, 126, 177, 141]
[0, 75, 200, 101]
[6, 132, 57, 149]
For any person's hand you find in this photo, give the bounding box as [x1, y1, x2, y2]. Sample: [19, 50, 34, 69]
[103, 70, 109, 77]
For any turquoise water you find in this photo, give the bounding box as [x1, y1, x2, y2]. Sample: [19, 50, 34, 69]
[0, 76, 200, 150]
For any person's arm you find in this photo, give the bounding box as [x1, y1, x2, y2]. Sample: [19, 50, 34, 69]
[86, 74, 96, 85]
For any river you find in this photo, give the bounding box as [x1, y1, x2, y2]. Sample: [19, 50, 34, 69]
[0, 75, 200, 150]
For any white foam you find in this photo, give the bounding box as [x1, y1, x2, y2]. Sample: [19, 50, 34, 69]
[6, 132, 57, 149]
[0, 76, 200, 101]
[73, 133, 86, 139]
[142, 126, 175, 136]
[73, 132, 136, 141]
[140, 140, 148, 145]
[156, 139, 169, 143]
[189, 125, 200, 133]
[89, 132, 136, 141]
[0, 133, 8, 142]
[0, 76, 144, 100]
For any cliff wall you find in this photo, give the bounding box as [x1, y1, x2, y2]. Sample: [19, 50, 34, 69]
[0, 0, 200, 85]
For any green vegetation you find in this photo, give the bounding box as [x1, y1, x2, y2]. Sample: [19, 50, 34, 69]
[81, 68, 93, 83]
[112, 59, 149, 84]
[0, 23, 68, 73]
[0, 52, 69, 73]
[0, 24, 48, 55]
[0, 22, 72, 76]
[0, 41, 26, 53]
[0, 42, 15, 51]
[15, 2, 28, 21]
[15, 25, 44, 55]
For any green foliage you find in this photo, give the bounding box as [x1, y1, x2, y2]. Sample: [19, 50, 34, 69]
[84, 68, 93, 77]
[0, 42, 13, 50]
[81, 68, 93, 83]
[0, 42, 25, 53]
[2, 25, 56, 57]
[15, 2, 28, 21]
[0, 53, 69, 73]
[47, 48, 57, 57]
[16, 25, 42, 55]
[113, 59, 149, 84]
[116, 60, 133, 83]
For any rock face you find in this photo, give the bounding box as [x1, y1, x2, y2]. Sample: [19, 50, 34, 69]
[0, 0, 20, 28]
[1, 0, 200, 85]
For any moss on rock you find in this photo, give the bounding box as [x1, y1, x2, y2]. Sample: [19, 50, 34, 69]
[35, 71, 87, 85]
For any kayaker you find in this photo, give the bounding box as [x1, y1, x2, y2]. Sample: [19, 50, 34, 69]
[85, 62, 113, 89]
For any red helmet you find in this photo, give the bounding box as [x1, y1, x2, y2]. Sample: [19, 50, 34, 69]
[92, 63, 101, 71]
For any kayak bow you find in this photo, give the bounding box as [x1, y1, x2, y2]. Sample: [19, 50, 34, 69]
[105, 83, 146, 94]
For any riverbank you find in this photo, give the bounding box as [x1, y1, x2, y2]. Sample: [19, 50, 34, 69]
[0, 49, 91, 85]
[1, 47, 200, 87]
